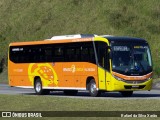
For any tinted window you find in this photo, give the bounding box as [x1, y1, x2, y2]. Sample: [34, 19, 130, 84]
[64, 42, 95, 63]
[9, 42, 96, 64]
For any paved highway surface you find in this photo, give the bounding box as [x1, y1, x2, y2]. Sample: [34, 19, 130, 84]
[0, 84, 160, 99]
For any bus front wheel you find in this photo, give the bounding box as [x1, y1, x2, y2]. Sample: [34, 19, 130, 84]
[88, 79, 101, 97]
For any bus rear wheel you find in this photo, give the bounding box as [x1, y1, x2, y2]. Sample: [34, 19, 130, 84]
[120, 91, 133, 97]
[88, 79, 101, 97]
[34, 78, 50, 95]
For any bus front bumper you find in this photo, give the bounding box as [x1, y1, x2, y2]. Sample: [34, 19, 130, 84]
[107, 79, 152, 91]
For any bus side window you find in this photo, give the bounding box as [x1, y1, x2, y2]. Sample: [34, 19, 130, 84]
[64, 42, 95, 63]
[89, 47, 96, 64]
[65, 47, 75, 62]
[54, 47, 64, 62]
[80, 42, 96, 63]
[81, 47, 89, 62]
[45, 47, 52, 62]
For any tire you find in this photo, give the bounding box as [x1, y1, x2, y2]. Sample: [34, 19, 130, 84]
[88, 79, 101, 97]
[120, 91, 133, 97]
[64, 90, 78, 96]
[34, 78, 50, 95]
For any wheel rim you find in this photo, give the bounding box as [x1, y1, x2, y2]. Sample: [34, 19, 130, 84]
[90, 83, 96, 94]
[36, 82, 41, 92]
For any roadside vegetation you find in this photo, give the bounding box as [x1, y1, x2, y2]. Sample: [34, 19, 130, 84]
[0, 94, 160, 120]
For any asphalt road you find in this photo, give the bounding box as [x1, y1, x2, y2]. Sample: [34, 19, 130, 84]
[0, 84, 160, 99]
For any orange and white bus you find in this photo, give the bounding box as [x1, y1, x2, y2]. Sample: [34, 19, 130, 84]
[8, 34, 153, 97]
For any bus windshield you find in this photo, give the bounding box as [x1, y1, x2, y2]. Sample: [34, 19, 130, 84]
[111, 43, 152, 76]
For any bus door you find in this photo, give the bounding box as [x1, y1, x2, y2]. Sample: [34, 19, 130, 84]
[96, 42, 110, 90]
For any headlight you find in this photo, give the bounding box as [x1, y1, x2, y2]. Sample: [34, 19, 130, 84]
[113, 75, 124, 81]
[146, 76, 152, 81]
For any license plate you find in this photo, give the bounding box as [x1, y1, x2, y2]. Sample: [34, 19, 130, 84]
[132, 85, 139, 88]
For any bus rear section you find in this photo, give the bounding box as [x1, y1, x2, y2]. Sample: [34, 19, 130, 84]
[8, 35, 101, 96]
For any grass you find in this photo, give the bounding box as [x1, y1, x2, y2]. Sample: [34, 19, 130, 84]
[1, 94, 160, 111]
[0, 0, 160, 79]
[0, 95, 159, 120]
[0, 94, 160, 120]
[0, 68, 8, 83]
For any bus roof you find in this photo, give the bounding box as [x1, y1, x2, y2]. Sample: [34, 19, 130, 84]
[9, 34, 96, 46]
[9, 34, 147, 46]
[103, 36, 147, 43]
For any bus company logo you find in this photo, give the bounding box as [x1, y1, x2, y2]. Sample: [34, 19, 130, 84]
[13, 69, 23, 72]
[63, 65, 76, 73]
[63, 65, 95, 73]
[28, 63, 58, 87]
[71, 65, 76, 73]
